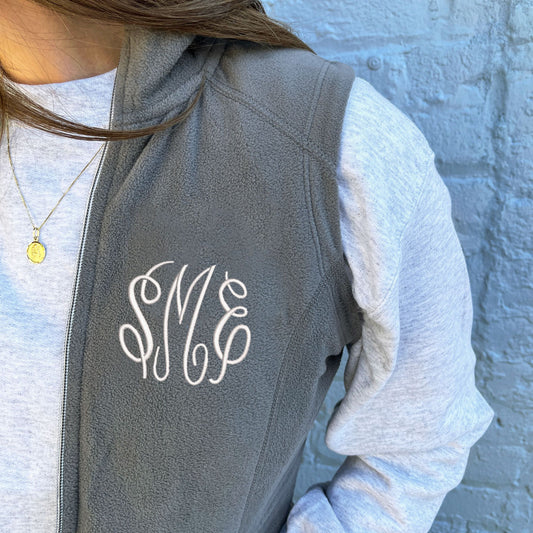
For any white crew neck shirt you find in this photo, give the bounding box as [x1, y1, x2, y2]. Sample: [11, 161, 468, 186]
[0, 67, 115, 532]
[0, 65, 493, 533]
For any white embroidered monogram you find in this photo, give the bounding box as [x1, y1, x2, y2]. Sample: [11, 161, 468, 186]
[119, 261, 251, 385]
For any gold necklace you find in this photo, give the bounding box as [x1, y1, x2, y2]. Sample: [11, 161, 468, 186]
[6, 119, 105, 264]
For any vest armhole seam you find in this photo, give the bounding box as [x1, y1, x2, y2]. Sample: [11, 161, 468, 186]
[302, 59, 349, 277]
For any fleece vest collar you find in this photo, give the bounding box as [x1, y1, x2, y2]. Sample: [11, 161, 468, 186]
[58, 27, 361, 533]
[114, 28, 221, 128]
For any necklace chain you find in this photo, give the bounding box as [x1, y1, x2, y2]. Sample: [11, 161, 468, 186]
[6, 119, 105, 234]
[5, 119, 106, 263]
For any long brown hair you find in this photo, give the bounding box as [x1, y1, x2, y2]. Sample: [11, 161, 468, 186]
[0, 0, 313, 141]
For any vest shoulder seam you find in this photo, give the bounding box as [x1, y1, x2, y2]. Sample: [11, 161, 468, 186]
[205, 74, 339, 174]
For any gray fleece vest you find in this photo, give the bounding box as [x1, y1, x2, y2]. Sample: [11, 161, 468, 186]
[59, 27, 361, 533]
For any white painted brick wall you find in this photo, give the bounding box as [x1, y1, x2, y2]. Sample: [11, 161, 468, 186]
[264, 1, 533, 531]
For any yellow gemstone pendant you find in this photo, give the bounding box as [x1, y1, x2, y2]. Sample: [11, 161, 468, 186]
[27, 228, 46, 264]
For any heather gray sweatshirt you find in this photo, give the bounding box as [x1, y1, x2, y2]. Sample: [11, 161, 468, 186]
[0, 26, 494, 533]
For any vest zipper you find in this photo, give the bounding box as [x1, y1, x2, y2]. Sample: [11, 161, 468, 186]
[56, 68, 119, 533]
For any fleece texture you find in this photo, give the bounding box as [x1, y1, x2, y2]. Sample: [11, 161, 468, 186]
[57, 28, 359, 533]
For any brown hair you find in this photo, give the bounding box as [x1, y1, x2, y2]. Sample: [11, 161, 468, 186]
[0, 0, 313, 141]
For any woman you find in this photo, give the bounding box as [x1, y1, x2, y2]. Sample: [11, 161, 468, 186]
[0, 1, 494, 532]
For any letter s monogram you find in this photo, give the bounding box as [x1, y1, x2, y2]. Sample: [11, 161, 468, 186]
[118, 261, 174, 379]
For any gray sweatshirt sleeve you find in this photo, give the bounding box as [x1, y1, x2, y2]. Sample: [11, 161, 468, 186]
[280, 78, 495, 532]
